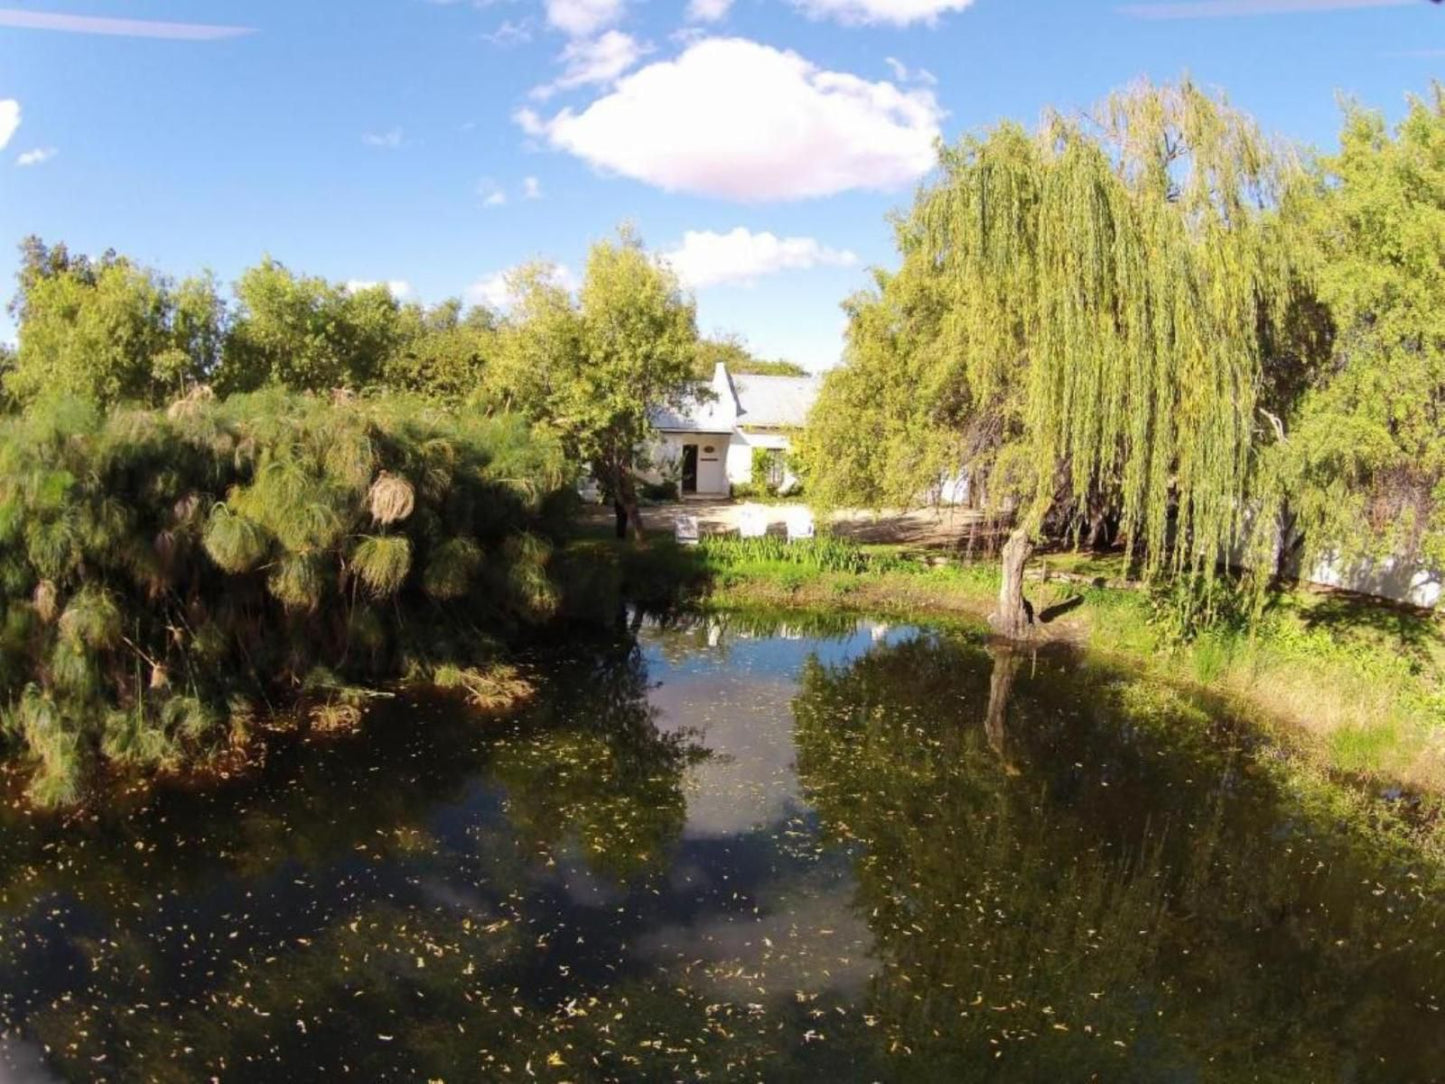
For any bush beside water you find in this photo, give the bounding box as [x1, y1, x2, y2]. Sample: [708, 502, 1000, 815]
[0, 391, 576, 806]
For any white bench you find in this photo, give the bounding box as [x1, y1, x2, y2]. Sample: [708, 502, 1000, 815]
[785, 508, 815, 542]
[674, 515, 701, 546]
[738, 504, 768, 539]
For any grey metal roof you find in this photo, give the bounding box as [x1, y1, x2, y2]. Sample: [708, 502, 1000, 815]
[653, 366, 819, 433]
[732, 374, 820, 429]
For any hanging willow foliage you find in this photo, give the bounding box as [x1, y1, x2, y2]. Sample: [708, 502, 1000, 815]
[0, 390, 578, 806]
[808, 80, 1309, 633]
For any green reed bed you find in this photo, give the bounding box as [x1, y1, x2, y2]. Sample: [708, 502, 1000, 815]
[0, 391, 577, 806]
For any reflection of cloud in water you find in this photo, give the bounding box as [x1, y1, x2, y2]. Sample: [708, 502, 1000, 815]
[650, 673, 802, 839]
[635, 876, 876, 1002]
[0, 1035, 61, 1084]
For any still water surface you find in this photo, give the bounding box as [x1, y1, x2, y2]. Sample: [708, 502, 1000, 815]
[1, 615, 1442, 1082]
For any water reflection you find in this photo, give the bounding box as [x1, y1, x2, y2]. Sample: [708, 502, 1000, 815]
[0, 615, 1441, 1082]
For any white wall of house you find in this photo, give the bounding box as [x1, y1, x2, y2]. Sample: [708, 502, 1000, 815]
[644, 363, 816, 498]
[646, 432, 732, 496]
[725, 429, 793, 485]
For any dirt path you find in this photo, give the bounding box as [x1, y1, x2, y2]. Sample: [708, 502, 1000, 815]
[582, 499, 989, 548]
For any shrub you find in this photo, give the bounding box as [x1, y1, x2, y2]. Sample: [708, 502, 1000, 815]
[0, 391, 575, 805]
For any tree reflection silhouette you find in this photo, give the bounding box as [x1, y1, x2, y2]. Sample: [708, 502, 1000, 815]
[791, 631, 1445, 1080]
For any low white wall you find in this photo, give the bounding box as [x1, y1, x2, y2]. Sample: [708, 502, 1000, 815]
[1306, 551, 1442, 610]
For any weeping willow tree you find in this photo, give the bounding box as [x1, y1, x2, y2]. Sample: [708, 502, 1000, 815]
[807, 81, 1309, 637]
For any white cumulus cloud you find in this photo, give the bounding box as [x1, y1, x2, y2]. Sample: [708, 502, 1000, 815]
[16, 146, 57, 167]
[466, 263, 576, 309]
[521, 37, 942, 202]
[0, 100, 19, 150]
[662, 227, 858, 289]
[345, 280, 412, 298]
[532, 30, 650, 99]
[792, 0, 976, 25]
[546, 0, 625, 37]
[687, 0, 734, 21]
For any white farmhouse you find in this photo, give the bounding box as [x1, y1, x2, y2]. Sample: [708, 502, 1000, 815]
[647, 363, 820, 497]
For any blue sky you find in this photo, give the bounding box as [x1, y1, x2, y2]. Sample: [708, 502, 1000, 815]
[0, 0, 1439, 369]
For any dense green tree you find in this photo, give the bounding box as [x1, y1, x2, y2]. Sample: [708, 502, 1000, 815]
[218, 259, 403, 394]
[5, 237, 226, 407]
[379, 297, 500, 401]
[801, 81, 1310, 636]
[1281, 88, 1445, 571]
[494, 230, 700, 540]
[796, 264, 961, 511]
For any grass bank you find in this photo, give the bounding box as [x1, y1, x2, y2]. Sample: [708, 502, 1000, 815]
[571, 532, 1445, 805]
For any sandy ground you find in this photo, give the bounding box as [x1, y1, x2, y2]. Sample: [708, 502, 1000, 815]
[583, 499, 988, 548]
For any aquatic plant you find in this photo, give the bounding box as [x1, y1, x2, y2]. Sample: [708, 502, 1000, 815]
[0, 390, 575, 805]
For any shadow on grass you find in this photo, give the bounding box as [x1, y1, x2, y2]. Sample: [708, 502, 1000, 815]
[1038, 595, 1085, 624]
[1300, 590, 1444, 660]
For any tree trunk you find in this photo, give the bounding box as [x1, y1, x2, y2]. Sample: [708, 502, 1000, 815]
[990, 527, 1035, 639]
[1086, 507, 1109, 551]
[613, 500, 629, 540]
[617, 472, 645, 543]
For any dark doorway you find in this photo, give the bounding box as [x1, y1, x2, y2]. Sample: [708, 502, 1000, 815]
[681, 445, 698, 495]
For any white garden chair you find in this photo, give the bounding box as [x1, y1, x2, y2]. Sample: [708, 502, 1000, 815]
[785, 508, 815, 543]
[738, 504, 768, 539]
[674, 515, 701, 546]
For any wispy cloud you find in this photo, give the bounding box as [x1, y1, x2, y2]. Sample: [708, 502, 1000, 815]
[478, 178, 508, 207]
[363, 128, 404, 150]
[530, 30, 651, 101]
[17, 146, 56, 167]
[0, 9, 254, 40]
[687, 0, 733, 21]
[523, 176, 543, 199]
[1120, 0, 1412, 17]
[482, 18, 533, 46]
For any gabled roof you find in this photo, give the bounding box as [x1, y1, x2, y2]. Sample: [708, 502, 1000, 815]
[732, 374, 819, 429]
[653, 364, 819, 433]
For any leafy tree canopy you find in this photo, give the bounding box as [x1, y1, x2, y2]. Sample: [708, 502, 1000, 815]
[1283, 87, 1445, 569]
[5, 237, 225, 408]
[218, 259, 402, 395]
[802, 79, 1314, 634]
[493, 228, 699, 538]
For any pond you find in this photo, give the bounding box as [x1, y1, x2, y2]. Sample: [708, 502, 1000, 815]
[1, 614, 1442, 1082]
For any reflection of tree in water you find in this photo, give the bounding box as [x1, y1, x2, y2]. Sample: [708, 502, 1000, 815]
[792, 633, 1445, 1081]
[0, 633, 702, 1081]
[489, 637, 699, 882]
[984, 642, 1023, 775]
